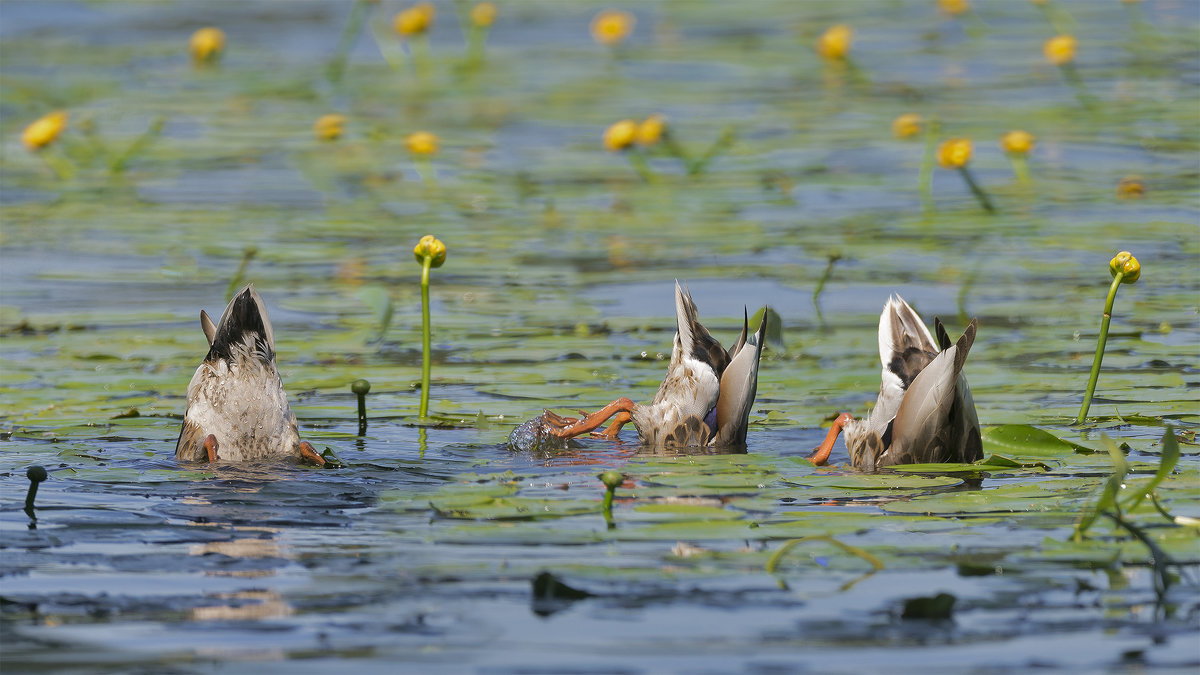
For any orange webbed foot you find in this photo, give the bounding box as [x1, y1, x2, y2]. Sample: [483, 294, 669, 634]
[298, 441, 326, 466]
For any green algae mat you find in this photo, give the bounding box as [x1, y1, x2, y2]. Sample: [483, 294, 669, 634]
[1, 1, 1198, 672]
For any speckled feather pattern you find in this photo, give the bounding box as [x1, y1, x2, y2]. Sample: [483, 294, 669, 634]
[844, 295, 981, 470]
[175, 286, 302, 462]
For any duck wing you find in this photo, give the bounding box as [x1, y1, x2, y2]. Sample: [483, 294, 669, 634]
[713, 308, 767, 446]
[208, 284, 276, 365]
[886, 319, 979, 464]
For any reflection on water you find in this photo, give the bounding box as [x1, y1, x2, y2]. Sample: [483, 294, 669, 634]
[1, 0, 1197, 672]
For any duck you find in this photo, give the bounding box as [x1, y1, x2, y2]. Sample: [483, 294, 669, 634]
[176, 284, 324, 466]
[810, 294, 981, 470]
[535, 281, 767, 449]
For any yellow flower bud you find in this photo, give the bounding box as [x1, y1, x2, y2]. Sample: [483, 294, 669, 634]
[1109, 251, 1140, 284]
[190, 27, 226, 64]
[815, 24, 853, 61]
[636, 114, 667, 147]
[21, 111, 69, 151]
[936, 138, 973, 169]
[938, 0, 969, 16]
[892, 113, 923, 139]
[414, 234, 447, 268]
[1044, 34, 1077, 66]
[1116, 175, 1145, 198]
[395, 2, 435, 37]
[591, 10, 635, 47]
[1000, 130, 1035, 155]
[470, 2, 496, 28]
[406, 131, 439, 155]
[603, 119, 638, 151]
[313, 114, 346, 142]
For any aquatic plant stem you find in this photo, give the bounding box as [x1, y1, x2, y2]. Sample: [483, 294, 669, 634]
[917, 121, 939, 213]
[1007, 154, 1031, 186]
[1076, 273, 1125, 424]
[1059, 63, 1096, 109]
[225, 246, 258, 301]
[626, 148, 655, 182]
[812, 253, 841, 322]
[352, 379, 371, 435]
[956, 166, 995, 213]
[599, 471, 623, 530]
[24, 465, 47, 522]
[110, 116, 165, 174]
[419, 255, 433, 420]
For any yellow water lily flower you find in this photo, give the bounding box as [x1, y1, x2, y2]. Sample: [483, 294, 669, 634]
[1109, 251, 1140, 283]
[892, 113, 923, 139]
[1116, 175, 1145, 199]
[1044, 34, 1077, 66]
[314, 114, 346, 141]
[190, 27, 226, 63]
[470, 2, 496, 28]
[591, 10, 634, 47]
[21, 111, 69, 151]
[603, 119, 638, 151]
[1000, 130, 1035, 155]
[815, 24, 853, 61]
[406, 131, 439, 155]
[636, 114, 666, 147]
[937, 138, 973, 168]
[414, 234, 447, 268]
[395, 2, 435, 37]
[939, 0, 969, 16]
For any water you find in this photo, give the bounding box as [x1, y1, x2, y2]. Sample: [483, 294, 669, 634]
[2, 1, 1198, 672]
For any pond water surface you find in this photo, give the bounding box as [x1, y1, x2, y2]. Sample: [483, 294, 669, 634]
[1, 1, 1198, 672]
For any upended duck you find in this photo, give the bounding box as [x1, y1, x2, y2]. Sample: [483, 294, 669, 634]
[176, 285, 324, 465]
[522, 282, 767, 449]
[810, 295, 981, 470]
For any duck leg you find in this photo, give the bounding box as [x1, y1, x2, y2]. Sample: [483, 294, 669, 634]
[298, 441, 326, 467]
[543, 397, 635, 440]
[593, 410, 632, 439]
[204, 434, 219, 462]
[809, 412, 853, 465]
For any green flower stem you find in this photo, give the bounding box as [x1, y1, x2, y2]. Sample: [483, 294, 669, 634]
[370, 18, 407, 75]
[110, 116, 165, 174]
[327, 0, 371, 83]
[1007, 154, 1031, 185]
[917, 122, 938, 213]
[957, 166, 995, 213]
[411, 34, 433, 83]
[601, 488, 615, 528]
[688, 126, 735, 176]
[812, 253, 841, 321]
[224, 246, 258, 301]
[414, 156, 437, 187]
[352, 379, 371, 436]
[1077, 273, 1125, 424]
[465, 25, 488, 70]
[626, 148, 655, 182]
[419, 254, 433, 420]
[1059, 63, 1096, 109]
[39, 150, 74, 181]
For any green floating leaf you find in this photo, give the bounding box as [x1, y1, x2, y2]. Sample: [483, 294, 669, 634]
[783, 474, 961, 490]
[982, 424, 1094, 458]
[901, 592, 955, 620]
[1073, 435, 1129, 540]
[1120, 426, 1180, 514]
[749, 306, 785, 352]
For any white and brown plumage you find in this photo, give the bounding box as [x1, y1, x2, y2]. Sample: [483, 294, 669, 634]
[811, 295, 981, 470]
[176, 285, 324, 465]
[539, 281, 767, 449]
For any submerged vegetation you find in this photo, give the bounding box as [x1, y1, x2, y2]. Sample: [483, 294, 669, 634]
[0, 0, 1197, 671]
